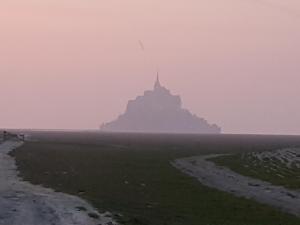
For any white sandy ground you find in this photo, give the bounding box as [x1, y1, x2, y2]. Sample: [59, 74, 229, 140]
[0, 140, 119, 225]
[172, 154, 300, 217]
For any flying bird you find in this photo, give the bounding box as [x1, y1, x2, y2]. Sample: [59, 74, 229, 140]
[138, 40, 145, 51]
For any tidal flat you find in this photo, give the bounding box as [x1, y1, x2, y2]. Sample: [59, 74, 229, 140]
[10, 131, 300, 225]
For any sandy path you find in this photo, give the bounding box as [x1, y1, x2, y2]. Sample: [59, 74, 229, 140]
[172, 154, 300, 217]
[0, 140, 118, 225]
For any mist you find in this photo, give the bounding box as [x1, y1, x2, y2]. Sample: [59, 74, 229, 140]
[1, 0, 300, 134]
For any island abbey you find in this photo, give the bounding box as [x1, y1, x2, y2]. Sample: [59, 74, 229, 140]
[101, 75, 221, 134]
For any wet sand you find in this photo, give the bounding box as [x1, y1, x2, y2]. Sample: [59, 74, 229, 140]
[0, 140, 118, 225]
[172, 154, 300, 217]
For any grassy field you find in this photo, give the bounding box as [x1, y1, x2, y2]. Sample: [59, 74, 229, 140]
[10, 131, 300, 225]
[211, 149, 300, 190]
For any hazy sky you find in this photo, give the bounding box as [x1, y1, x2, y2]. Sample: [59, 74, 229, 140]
[1, 0, 300, 134]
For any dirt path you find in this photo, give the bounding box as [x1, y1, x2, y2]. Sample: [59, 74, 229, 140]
[0, 140, 118, 225]
[172, 154, 300, 217]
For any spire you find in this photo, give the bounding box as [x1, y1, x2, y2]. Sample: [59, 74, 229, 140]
[154, 72, 161, 89]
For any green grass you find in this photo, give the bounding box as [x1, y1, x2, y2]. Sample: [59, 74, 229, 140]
[10, 132, 300, 225]
[211, 151, 300, 190]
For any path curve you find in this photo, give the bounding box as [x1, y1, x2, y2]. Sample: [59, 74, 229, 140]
[0, 140, 118, 225]
[172, 154, 300, 217]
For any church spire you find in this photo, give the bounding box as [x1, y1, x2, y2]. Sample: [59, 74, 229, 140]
[154, 72, 161, 89]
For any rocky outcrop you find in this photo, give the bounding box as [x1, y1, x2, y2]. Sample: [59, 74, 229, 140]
[101, 76, 221, 134]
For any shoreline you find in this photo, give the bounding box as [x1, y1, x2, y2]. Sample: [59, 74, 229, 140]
[0, 140, 118, 225]
[172, 154, 300, 217]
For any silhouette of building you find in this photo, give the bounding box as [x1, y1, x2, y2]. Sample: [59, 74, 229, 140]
[101, 75, 221, 134]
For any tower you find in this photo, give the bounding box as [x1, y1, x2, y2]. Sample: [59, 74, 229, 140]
[154, 72, 161, 90]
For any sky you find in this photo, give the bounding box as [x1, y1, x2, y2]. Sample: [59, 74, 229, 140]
[0, 0, 300, 134]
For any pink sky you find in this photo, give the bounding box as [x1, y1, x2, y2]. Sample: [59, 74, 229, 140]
[1, 0, 300, 134]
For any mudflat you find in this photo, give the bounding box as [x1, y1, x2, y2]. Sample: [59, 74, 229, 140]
[0, 140, 118, 225]
[10, 132, 300, 225]
[172, 154, 300, 217]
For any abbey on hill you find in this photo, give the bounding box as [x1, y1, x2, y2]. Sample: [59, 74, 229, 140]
[101, 76, 221, 134]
